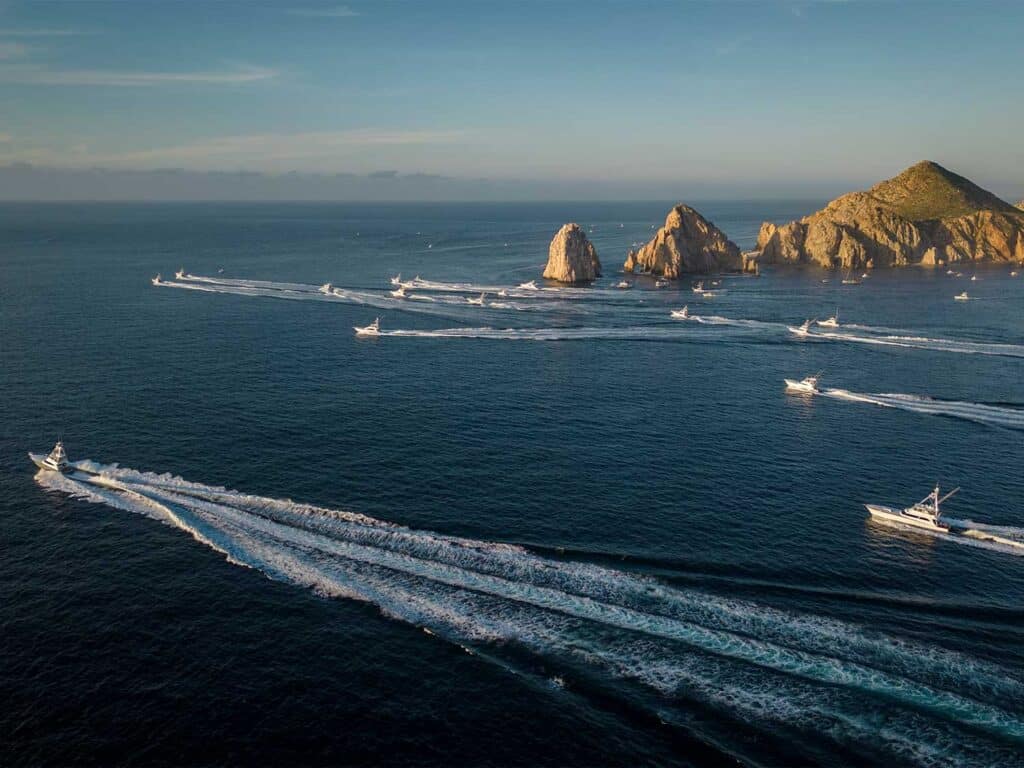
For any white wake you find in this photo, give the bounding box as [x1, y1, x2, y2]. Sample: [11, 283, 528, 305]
[822, 389, 1024, 430]
[33, 460, 1024, 764]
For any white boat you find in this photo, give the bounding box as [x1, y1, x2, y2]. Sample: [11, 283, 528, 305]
[817, 309, 840, 328]
[970, 275, 977, 281]
[390, 286, 407, 298]
[497, 289, 508, 297]
[175, 268, 185, 280]
[784, 374, 820, 394]
[655, 278, 671, 288]
[841, 276, 861, 285]
[946, 269, 955, 275]
[670, 306, 690, 319]
[389, 274, 402, 286]
[865, 485, 958, 533]
[860, 272, 869, 279]
[954, 291, 970, 301]
[518, 280, 538, 290]
[319, 283, 333, 294]
[1012, 271, 1019, 277]
[700, 291, 717, 298]
[788, 319, 814, 336]
[30, 440, 72, 473]
[354, 318, 381, 336]
[615, 281, 631, 289]
[466, 293, 486, 306]
[692, 281, 705, 293]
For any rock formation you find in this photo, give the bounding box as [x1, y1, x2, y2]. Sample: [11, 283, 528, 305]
[756, 161, 1024, 269]
[543, 223, 601, 283]
[623, 204, 742, 277]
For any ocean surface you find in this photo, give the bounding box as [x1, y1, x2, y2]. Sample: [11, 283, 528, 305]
[2, 201, 1023, 767]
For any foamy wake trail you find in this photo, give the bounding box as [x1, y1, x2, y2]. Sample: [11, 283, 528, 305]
[686, 314, 784, 330]
[36, 462, 1024, 764]
[402, 277, 643, 301]
[823, 389, 1024, 430]
[376, 326, 726, 341]
[801, 329, 1024, 358]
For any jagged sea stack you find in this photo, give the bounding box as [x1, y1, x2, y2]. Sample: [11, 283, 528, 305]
[543, 223, 602, 283]
[624, 204, 741, 277]
[757, 161, 1024, 269]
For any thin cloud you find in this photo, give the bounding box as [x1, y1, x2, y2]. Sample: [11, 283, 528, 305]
[0, 42, 29, 60]
[14, 129, 466, 170]
[0, 28, 91, 37]
[0, 64, 278, 87]
[287, 6, 360, 18]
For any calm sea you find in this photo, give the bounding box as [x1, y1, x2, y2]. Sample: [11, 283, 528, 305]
[2, 202, 1023, 767]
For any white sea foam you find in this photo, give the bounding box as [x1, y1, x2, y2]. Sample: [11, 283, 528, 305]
[798, 329, 1024, 358]
[822, 389, 1024, 430]
[33, 461, 1024, 760]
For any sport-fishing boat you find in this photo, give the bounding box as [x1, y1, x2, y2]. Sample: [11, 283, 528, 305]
[1012, 270, 1019, 277]
[970, 275, 977, 281]
[615, 281, 631, 289]
[865, 485, 958, 533]
[30, 440, 72, 473]
[784, 374, 820, 394]
[175, 268, 185, 279]
[817, 309, 840, 328]
[518, 280, 538, 290]
[320, 283, 334, 294]
[390, 285, 407, 298]
[700, 291, 717, 298]
[788, 319, 814, 336]
[670, 306, 690, 319]
[354, 318, 381, 336]
[954, 291, 970, 301]
[655, 278, 671, 288]
[151, 273, 162, 285]
[692, 281, 706, 293]
[466, 293, 486, 306]
[389, 274, 402, 286]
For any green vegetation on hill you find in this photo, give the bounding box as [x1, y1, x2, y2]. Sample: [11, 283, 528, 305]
[868, 160, 1018, 221]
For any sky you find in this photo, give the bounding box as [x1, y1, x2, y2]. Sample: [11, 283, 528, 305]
[0, 0, 1022, 200]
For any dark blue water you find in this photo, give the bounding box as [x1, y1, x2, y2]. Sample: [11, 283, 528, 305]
[2, 202, 1023, 767]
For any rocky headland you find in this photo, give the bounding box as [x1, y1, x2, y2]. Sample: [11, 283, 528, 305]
[624, 204, 743, 277]
[756, 161, 1024, 269]
[543, 223, 602, 283]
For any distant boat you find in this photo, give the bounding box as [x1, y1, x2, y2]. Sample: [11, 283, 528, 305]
[389, 274, 402, 286]
[390, 286, 407, 298]
[954, 291, 970, 301]
[466, 293, 486, 306]
[699, 291, 717, 298]
[970, 275, 978, 282]
[865, 484, 958, 533]
[1012, 270, 1019, 277]
[692, 281, 706, 293]
[175, 268, 185, 279]
[788, 319, 814, 336]
[354, 318, 381, 336]
[841, 269, 861, 285]
[784, 374, 820, 394]
[817, 309, 840, 328]
[29, 440, 71, 473]
[320, 283, 334, 295]
[518, 280, 538, 290]
[946, 269, 955, 275]
[670, 306, 690, 319]
[861, 272, 869, 279]
[151, 273, 162, 286]
[615, 281, 631, 289]
[655, 278, 671, 288]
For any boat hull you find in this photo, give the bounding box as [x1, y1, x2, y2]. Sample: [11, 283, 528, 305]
[784, 379, 816, 393]
[865, 504, 949, 532]
[28, 453, 72, 473]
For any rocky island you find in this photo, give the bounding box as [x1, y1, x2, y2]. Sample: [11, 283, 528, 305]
[624, 204, 743, 277]
[543, 223, 602, 283]
[756, 161, 1024, 269]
